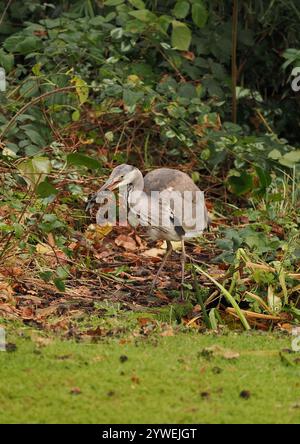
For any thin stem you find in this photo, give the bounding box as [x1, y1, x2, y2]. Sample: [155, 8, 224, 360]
[0, 0, 13, 27]
[194, 264, 251, 331]
[231, 0, 238, 123]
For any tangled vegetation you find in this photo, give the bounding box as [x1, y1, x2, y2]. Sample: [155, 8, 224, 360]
[0, 0, 299, 334]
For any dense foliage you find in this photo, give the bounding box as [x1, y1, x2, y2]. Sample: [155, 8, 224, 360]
[0, 0, 299, 330]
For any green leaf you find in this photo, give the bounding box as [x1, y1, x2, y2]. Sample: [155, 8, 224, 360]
[123, 89, 144, 107]
[268, 149, 281, 160]
[172, 1, 190, 19]
[56, 266, 69, 280]
[171, 20, 191, 51]
[24, 128, 46, 147]
[32, 63, 42, 76]
[192, 1, 208, 28]
[53, 278, 65, 292]
[72, 110, 80, 121]
[228, 172, 253, 196]
[32, 157, 52, 174]
[13, 223, 24, 238]
[40, 271, 52, 282]
[128, 0, 145, 9]
[178, 83, 197, 98]
[104, 0, 124, 5]
[128, 9, 156, 22]
[279, 150, 300, 167]
[19, 79, 39, 98]
[25, 145, 41, 156]
[19, 36, 43, 53]
[36, 180, 58, 198]
[38, 214, 65, 233]
[216, 239, 233, 251]
[4, 35, 43, 54]
[255, 167, 271, 190]
[18, 156, 52, 188]
[67, 153, 101, 170]
[0, 49, 14, 72]
[110, 28, 123, 39]
[71, 76, 89, 105]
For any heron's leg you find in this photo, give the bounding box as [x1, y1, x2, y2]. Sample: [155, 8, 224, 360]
[180, 237, 186, 299]
[150, 240, 173, 293]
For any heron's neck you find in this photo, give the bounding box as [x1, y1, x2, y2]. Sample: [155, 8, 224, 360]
[130, 169, 144, 192]
[127, 169, 144, 203]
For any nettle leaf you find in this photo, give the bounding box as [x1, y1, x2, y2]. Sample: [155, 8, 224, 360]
[3, 34, 22, 52]
[24, 128, 46, 147]
[18, 156, 52, 188]
[241, 227, 280, 254]
[19, 79, 39, 98]
[171, 20, 191, 51]
[216, 238, 233, 251]
[71, 76, 89, 105]
[172, 1, 190, 19]
[67, 153, 101, 170]
[228, 172, 253, 196]
[36, 180, 58, 198]
[4, 35, 43, 54]
[178, 83, 197, 98]
[192, 1, 208, 28]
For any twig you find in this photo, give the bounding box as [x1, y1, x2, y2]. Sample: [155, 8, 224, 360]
[226, 307, 281, 321]
[255, 109, 274, 134]
[0, 0, 13, 27]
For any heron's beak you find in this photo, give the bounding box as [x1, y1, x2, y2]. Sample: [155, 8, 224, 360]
[99, 178, 121, 192]
[86, 177, 121, 213]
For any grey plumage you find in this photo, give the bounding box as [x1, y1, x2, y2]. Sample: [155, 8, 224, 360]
[86, 164, 209, 295]
[144, 167, 210, 236]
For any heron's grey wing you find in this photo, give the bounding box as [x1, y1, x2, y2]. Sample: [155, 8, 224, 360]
[128, 194, 183, 240]
[144, 168, 199, 194]
[154, 188, 208, 235]
[144, 168, 209, 236]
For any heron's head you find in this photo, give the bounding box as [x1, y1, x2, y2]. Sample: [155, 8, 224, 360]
[99, 164, 139, 191]
[86, 164, 141, 213]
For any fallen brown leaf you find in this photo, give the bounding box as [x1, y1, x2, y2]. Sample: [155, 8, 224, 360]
[142, 248, 165, 258]
[70, 387, 81, 395]
[20, 306, 35, 319]
[115, 234, 137, 251]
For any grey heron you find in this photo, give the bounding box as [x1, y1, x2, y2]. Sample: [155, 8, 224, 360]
[86, 164, 210, 295]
